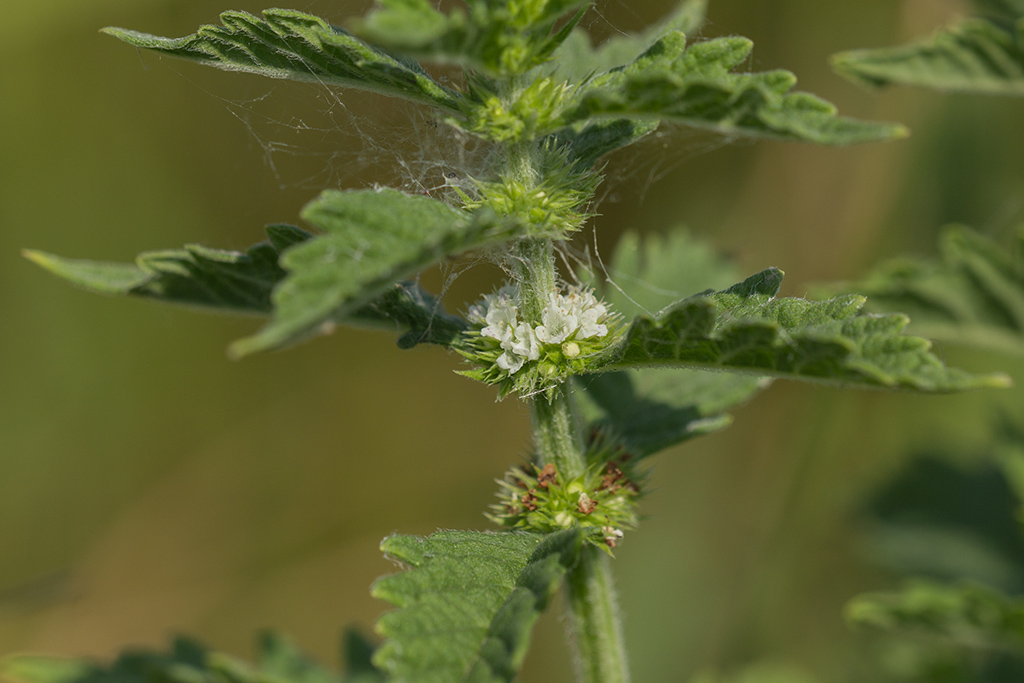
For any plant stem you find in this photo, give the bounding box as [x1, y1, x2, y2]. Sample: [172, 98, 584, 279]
[496, 100, 630, 681]
[566, 547, 631, 683]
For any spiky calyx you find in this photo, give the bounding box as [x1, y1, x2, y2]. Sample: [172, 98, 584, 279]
[488, 436, 643, 553]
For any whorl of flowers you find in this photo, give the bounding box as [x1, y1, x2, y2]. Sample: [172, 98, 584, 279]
[461, 284, 619, 397]
[487, 433, 643, 553]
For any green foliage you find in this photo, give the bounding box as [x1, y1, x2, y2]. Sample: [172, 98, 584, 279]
[558, 32, 907, 146]
[371, 528, 584, 683]
[548, 0, 708, 84]
[24, 225, 310, 315]
[576, 369, 767, 458]
[690, 663, 818, 683]
[592, 268, 1009, 391]
[847, 580, 1024, 651]
[352, 0, 589, 77]
[577, 229, 768, 458]
[834, 225, 1024, 355]
[0, 633, 378, 683]
[103, 10, 462, 112]
[230, 189, 519, 357]
[832, 15, 1024, 95]
[862, 454, 1024, 591]
[24, 227, 467, 350]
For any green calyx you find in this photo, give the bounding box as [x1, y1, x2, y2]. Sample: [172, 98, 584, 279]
[453, 141, 599, 238]
[460, 76, 574, 142]
[488, 435, 643, 552]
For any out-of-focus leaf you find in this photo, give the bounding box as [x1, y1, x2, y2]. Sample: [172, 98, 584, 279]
[832, 17, 1024, 96]
[559, 33, 906, 145]
[593, 268, 1009, 391]
[690, 662, 818, 683]
[0, 634, 373, 683]
[847, 580, 1024, 651]
[372, 528, 584, 683]
[833, 225, 1024, 355]
[103, 10, 462, 112]
[340, 631, 384, 683]
[863, 456, 1024, 591]
[977, 0, 1024, 20]
[352, 0, 590, 77]
[230, 189, 520, 357]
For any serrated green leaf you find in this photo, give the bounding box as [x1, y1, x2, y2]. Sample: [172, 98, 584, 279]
[832, 17, 1024, 96]
[353, 0, 591, 77]
[831, 225, 1024, 355]
[24, 226, 308, 315]
[593, 268, 1009, 391]
[558, 32, 906, 145]
[26, 225, 467, 351]
[575, 229, 768, 457]
[548, 0, 708, 85]
[846, 580, 1024, 651]
[230, 189, 520, 357]
[103, 9, 462, 113]
[372, 529, 584, 683]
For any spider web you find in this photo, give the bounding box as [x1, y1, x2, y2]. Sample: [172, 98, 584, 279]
[165, 0, 739, 324]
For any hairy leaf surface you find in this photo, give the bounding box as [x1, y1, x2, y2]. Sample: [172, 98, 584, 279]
[25, 226, 465, 350]
[25, 225, 309, 315]
[353, 0, 590, 76]
[847, 580, 1024, 651]
[104, 9, 462, 112]
[594, 268, 1008, 391]
[833, 225, 1024, 355]
[832, 17, 1024, 95]
[231, 189, 519, 357]
[577, 229, 768, 457]
[559, 32, 906, 145]
[372, 529, 584, 683]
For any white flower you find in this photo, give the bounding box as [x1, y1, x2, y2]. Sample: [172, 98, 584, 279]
[535, 294, 578, 344]
[496, 350, 525, 373]
[480, 292, 518, 344]
[507, 322, 540, 361]
[471, 284, 611, 377]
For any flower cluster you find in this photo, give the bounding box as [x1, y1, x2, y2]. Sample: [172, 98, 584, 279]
[462, 284, 618, 396]
[487, 438, 643, 553]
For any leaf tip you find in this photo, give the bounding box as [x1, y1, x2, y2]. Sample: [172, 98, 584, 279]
[22, 248, 52, 269]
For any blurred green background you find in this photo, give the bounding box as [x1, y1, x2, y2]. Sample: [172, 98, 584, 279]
[2, 0, 1024, 680]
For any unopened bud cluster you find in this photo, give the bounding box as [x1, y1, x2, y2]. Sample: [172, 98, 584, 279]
[461, 284, 619, 397]
[488, 438, 642, 552]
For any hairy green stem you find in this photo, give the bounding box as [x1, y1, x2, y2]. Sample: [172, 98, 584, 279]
[530, 381, 587, 479]
[494, 97, 630, 680]
[566, 547, 632, 683]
